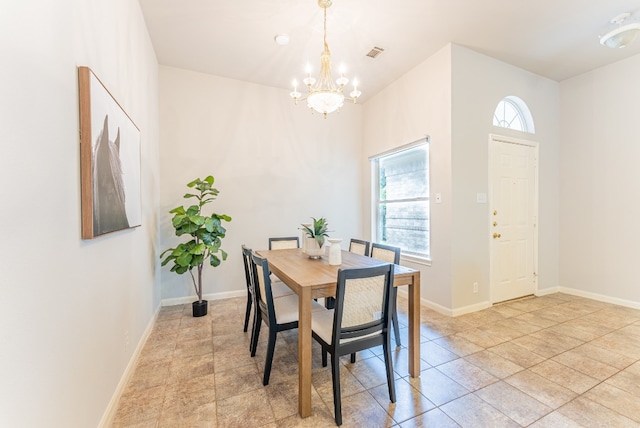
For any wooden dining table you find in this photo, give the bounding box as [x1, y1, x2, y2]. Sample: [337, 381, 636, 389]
[256, 247, 421, 418]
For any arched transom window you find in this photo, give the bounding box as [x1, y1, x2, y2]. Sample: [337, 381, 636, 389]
[493, 96, 535, 134]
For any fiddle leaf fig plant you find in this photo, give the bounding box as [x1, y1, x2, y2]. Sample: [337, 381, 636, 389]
[301, 217, 330, 247]
[160, 175, 231, 303]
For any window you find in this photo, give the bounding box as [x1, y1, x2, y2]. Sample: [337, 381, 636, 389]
[371, 138, 430, 259]
[492, 96, 535, 134]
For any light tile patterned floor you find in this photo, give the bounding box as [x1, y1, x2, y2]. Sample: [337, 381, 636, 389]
[112, 293, 640, 427]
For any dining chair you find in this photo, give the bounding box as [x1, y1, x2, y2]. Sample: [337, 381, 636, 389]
[348, 238, 370, 256]
[370, 243, 402, 348]
[266, 237, 299, 294]
[311, 264, 396, 426]
[241, 246, 293, 346]
[268, 236, 299, 250]
[325, 238, 372, 310]
[250, 253, 324, 385]
[241, 245, 257, 337]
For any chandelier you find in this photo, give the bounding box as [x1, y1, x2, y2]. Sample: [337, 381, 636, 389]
[290, 0, 361, 118]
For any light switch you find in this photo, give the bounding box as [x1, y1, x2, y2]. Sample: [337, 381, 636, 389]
[435, 193, 442, 203]
[476, 193, 487, 203]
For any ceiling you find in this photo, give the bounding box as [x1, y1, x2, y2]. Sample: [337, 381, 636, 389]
[139, 0, 640, 102]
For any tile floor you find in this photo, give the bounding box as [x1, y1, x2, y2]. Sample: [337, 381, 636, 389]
[112, 293, 640, 427]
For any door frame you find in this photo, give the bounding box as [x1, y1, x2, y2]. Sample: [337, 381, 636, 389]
[488, 133, 539, 304]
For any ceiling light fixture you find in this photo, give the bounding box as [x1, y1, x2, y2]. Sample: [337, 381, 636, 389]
[290, 0, 361, 118]
[600, 12, 640, 48]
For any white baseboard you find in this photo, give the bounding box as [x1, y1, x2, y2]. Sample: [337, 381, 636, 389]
[535, 286, 560, 296]
[396, 288, 492, 317]
[450, 301, 493, 317]
[161, 289, 245, 307]
[98, 306, 160, 428]
[555, 286, 640, 310]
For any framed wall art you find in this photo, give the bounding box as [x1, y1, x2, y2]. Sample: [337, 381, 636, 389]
[78, 66, 141, 239]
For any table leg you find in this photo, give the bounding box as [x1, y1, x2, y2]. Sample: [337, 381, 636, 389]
[298, 287, 312, 417]
[408, 271, 421, 377]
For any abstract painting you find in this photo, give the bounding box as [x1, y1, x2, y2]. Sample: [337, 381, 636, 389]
[78, 66, 141, 239]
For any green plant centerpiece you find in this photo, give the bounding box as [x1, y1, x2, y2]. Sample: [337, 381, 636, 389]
[301, 217, 330, 259]
[160, 175, 232, 317]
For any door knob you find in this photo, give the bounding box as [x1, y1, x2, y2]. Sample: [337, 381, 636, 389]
[493, 233, 501, 239]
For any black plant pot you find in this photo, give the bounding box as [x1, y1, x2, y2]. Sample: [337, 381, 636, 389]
[192, 300, 208, 317]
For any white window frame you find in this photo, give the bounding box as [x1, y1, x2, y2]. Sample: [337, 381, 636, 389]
[370, 137, 430, 264]
[492, 95, 536, 134]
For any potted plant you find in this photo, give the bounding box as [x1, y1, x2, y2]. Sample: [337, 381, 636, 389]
[160, 175, 232, 317]
[301, 217, 330, 259]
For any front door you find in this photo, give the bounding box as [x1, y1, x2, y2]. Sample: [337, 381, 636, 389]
[489, 136, 538, 303]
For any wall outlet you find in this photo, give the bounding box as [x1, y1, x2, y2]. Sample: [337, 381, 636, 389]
[473, 282, 478, 293]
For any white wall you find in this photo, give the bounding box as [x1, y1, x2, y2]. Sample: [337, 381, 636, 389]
[363, 45, 454, 310]
[158, 66, 363, 302]
[0, 1, 160, 426]
[560, 53, 640, 306]
[362, 44, 561, 314]
[451, 45, 560, 310]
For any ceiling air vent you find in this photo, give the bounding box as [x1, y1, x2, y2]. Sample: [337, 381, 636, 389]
[366, 46, 385, 58]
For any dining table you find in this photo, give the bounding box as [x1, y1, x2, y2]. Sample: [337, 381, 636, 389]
[256, 247, 421, 418]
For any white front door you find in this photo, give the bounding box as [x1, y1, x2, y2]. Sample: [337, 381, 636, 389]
[489, 136, 538, 303]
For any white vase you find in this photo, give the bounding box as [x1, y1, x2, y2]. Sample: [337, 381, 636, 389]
[328, 238, 343, 265]
[305, 237, 325, 259]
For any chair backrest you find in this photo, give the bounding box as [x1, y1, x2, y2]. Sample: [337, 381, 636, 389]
[348, 238, 370, 256]
[241, 245, 255, 297]
[332, 264, 394, 345]
[251, 253, 276, 320]
[269, 236, 300, 250]
[370, 243, 401, 264]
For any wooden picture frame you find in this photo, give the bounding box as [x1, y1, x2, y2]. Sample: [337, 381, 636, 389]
[78, 66, 141, 239]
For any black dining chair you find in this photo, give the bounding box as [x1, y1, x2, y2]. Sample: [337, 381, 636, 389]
[325, 238, 372, 310]
[241, 245, 293, 346]
[370, 243, 402, 348]
[268, 236, 299, 250]
[311, 264, 396, 426]
[250, 253, 324, 385]
[348, 238, 370, 256]
[241, 245, 257, 337]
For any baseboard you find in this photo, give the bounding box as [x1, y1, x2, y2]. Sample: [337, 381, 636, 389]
[421, 299, 455, 316]
[396, 288, 491, 317]
[450, 301, 493, 317]
[555, 286, 640, 310]
[98, 306, 160, 428]
[161, 289, 245, 307]
[535, 286, 560, 296]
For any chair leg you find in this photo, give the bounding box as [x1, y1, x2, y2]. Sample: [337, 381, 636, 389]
[263, 329, 277, 386]
[250, 318, 261, 356]
[249, 303, 259, 353]
[325, 296, 335, 309]
[392, 288, 401, 347]
[243, 293, 252, 332]
[322, 346, 328, 367]
[331, 352, 342, 426]
[350, 353, 356, 363]
[383, 336, 397, 403]
[392, 310, 401, 347]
